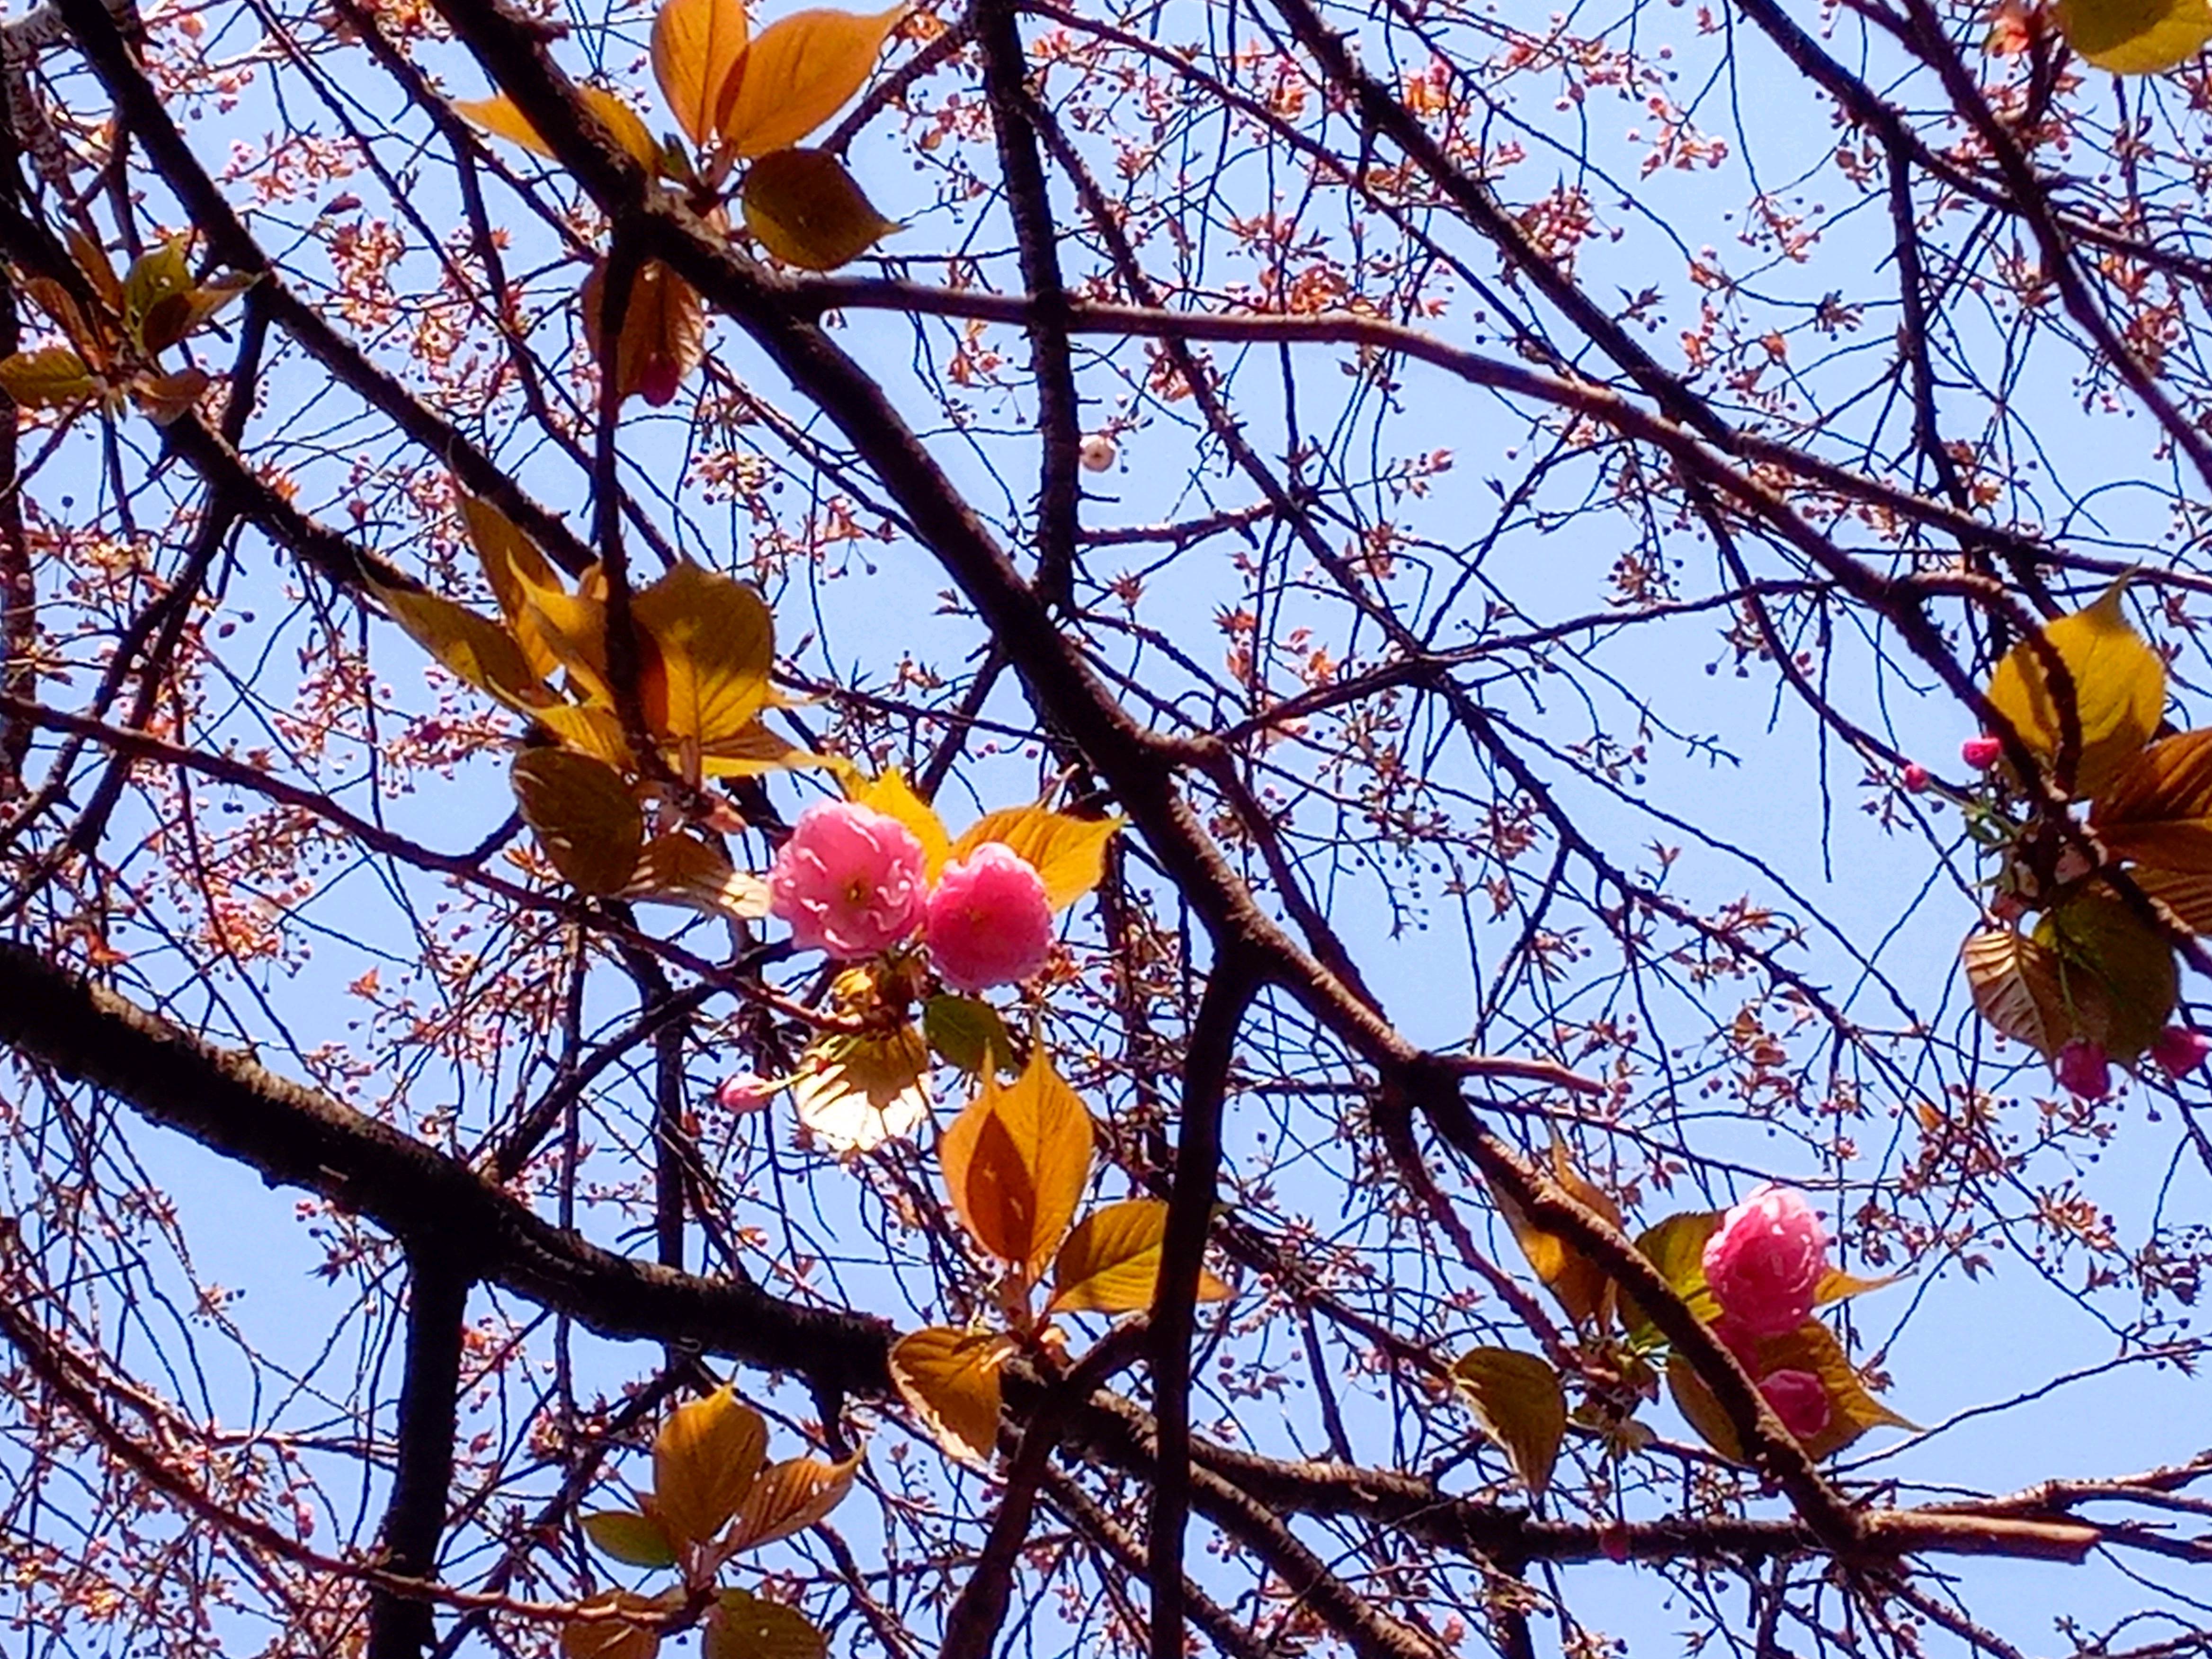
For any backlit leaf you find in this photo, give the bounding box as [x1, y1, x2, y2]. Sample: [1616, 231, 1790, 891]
[457, 92, 559, 155]
[1664, 1354, 1746, 1463]
[652, 1387, 767, 1548]
[66, 228, 123, 313]
[129, 367, 209, 426]
[1985, 582, 2164, 797]
[1451, 1346, 1568, 1495]
[2035, 884, 2178, 1063]
[700, 722, 824, 776]
[2133, 865, 2212, 933]
[939, 1046, 1095, 1274]
[2057, 0, 2212, 71]
[716, 7, 905, 156]
[703, 1589, 827, 1659]
[625, 833, 773, 919]
[459, 493, 568, 683]
[947, 803, 1123, 911]
[923, 993, 1016, 1076]
[653, 0, 750, 148]
[458, 87, 660, 164]
[631, 563, 775, 746]
[561, 1594, 666, 1659]
[727, 1453, 860, 1551]
[1962, 926, 2073, 1060]
[23, 276, 115, 368]
[1746, 1320, 1916, 1462]
[791, 1023, 931, 1151]
[1492, 1139, 1623, 1332]
[1813, 1268, 1898, 1305]
[375, 580, 553, 712]
[0, 347, 97, 408]
[740, 148, 899, 270]
[122, 236, 194, 356]
[511, 749, 646, 896]
[1046, 1197, 1232, 1315]
[847, 769, 952, 875]
[1619, 1209, 1720, 1346]
[2092, 727, 2212, 871]
[583, 259, 706, 407]
[535, 703, 633, 769]
[582, 1509, 678, 1568]
[888, 1325, 1008, 1464]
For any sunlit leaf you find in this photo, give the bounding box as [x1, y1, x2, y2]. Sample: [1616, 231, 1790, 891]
[455, 88, 658, 165]
[727, 1453, 860, 1551]
[1813, 1268, 1898, 1305]
[1046, 1197, 1231, 1315]
[1492, 1139, 1623, 1332]
[0, 346, 98, 409]
[791, 1023, 932, 1151]
[561, 1594, 666, 1659]
[129, 367, 209, 426]
[1452, 1346, 1568, 1495]
[847, 769, 952, 875]
[939, 1046, 1095, 1273]
[631, 563, 775, 746]
[888, 1325, 1008, 1464]
[1619, 1209, 1720, 1346]
[700, 722, 826, 776]
[374, 580, 554, 712]
[459, 492, 568, 684]
[511, 749, 647, 896]
[2035, 884, 2178, 1063]
[1985, 581, 2164, 797]
[122, 236, 194, 357]
[535, 703, 634, 770]
[582, 1509, 679, 1568]
[66, 228, 123, 313]
[740, 148, 899, 270]
[704, 1589, 828, 1659]
[2133, 865, 2212, 933]
[716, 6, 905, 156]
[922, 993, 1016, 1076]
[1962, 926, 2073, 1060]
[1749, 1320, 1916, 1462]
[22, 276, 115, 369]
[653, 0, 750, 149]
[625, 832, 773, 919]
[583, 258, 706, 407]
[653, 1387, 767, 1549]
[457, 92, 559, 156]
[2092, 727, 2212, 871]
[2056, 0, 2212, 71]
[947, 803, 1123, 911]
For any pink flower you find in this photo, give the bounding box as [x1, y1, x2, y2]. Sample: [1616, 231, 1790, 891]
[925, 842, 1054, 994]
[1758, 1369, 1832, 1440]
[2151, 1026, 2212, 1078]
[1960, 735, 2004, 770]
[1702, 1184, 1829, 1338]
[715, 1072, 775, 1115]
[2056, 1039, 2112, 1100]
[1900, 763, 1929, 793]
[769, 801, 928, 959]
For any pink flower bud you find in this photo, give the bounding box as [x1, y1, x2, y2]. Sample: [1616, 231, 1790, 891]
[1701, 1184, 1829, 1338]
[769, 801, 929, 959]
[2055, 1039, 2112, 1100]
[2151, 1026, 2212, 1078]
[638, 357, 683, 407]
[1758, 1369, 1832, 1440]
[925, 841, 1054, 994]
[715, 1072, 775, 1115]
[1960, 735, 2004, 770]
[1900, 763, 1929, 793]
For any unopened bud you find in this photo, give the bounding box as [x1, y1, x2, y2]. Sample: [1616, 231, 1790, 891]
[2151, 1026, 2212, 1078]
[715, 1072, 776, 1115]
[2055, 1039, 2112, 1101]
[1961, 735, 2004, 770]
[1901, 763, 1929, 793]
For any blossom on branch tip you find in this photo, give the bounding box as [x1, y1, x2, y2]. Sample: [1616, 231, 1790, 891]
[2055, 1039, 2113, 1100]
[769, 801, 928, 959]
[1758, 1369, 1831, 1440]
[2151, 1026, 2212, 1078]
[1702, 1183, 1829, 1338]
[925, 841, 1053, 993]
[1960, 735, 2004, 770]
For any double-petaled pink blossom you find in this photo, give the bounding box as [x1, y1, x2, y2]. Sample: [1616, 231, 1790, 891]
[1703, 1184, 1829, 1338]
[768, 801, 929, 959]
[925, 842, 1054, 993]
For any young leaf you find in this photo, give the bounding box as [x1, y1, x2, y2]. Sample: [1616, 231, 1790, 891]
[2133, 865, 2212, 933]
[511, 750, 647, 897]
[129, 367, 210, 426]
[1813, 1268, 1898, 1305]
[700, 721, 822, 776]
[740, 148, 899, 270]
[66, 227, 123, 313]
[1985, 582, 2164, 797]
[923, 993, 1017, 1077]
[726, 1452, 861, 1551]
[847, 769, 952, 875]
[582, 258, 706, 408]
[888, 1325, 1008, 1464]
[790, 1023, 932, 1151]
[535, 703, 634, 770]
[1962, 926, 2074, 1060]
[1619, 1209, 1720, 1346]
[715, 6, 905, 156]
[1748, 1320, 1916, 1462]
[1046, 1197, 1232, 1315]
[946, 803, 1123, 910]
[2035, 884, 2178, 1063]
[2091, 727, 2212, 871]
[459, 493, 567, 683]
[1451, 1347, 1568, 1496]
[561, 1594, 667, 1659]
[652, 1387, 768, 1549]
[653, 0, 750, 149]
[0, 346, 98, 408]
[626, 833, 773, 920]
[374, 580, 553, 713]
[582, 1509, 679, 1568]
[1491, 1140, 1623, 1332]
[2056, 0, 2212, 71]
[122, 236, 194, 357]
[704, 1588, 829, 1659]
[455, 88, 658, 165]
[939, 1046, 1095, 1273]
[1664, 1354, 1745, 1463]
[630, 563, 775, 746]
[22, 276, 116, 369]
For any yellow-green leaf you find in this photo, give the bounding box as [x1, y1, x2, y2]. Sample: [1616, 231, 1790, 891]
[455, 88, 658, 164]
[939, 1046, 1095, 1274]
[582, 1510, 679, 1568]
[727, 1453, 860, 1552]
[2035, 884, 2178, 1063]
[375, 580, 553, 712]
[1985, 582, 2164, 797]
[459, 492, 567, 684]
[1746, 1320, 1916, 1461]
[922, 993, 1016, 1076]
[1492, 1140, 1623, 1332]
[1962, 926, 2073, 1060]
[1813, 1268, 1898, 1305]
[2092, 727, 2212, 871]
[654, 0, 751, 149]
[1451, 1347, 1568, 1496]
[535, 703, 633, 769]
[626, 832, 773, 919]
[847, 769, 952, 875]
[583, 258, 706, 407]
[2057, 0, 2212, 71]
[700, 721, 823, 777]
[1619, 1209, 1721, 1346]
[0, 346, 98, 408]
[791, 1023, 932, 1151]
[716, 6, 905, 156]
[1665, 1353, 1746, 1463]
[511, 749, 647, 896]
[122, 235, 194, 357]
[1046, 1196, 1231, 1315]
[630, 563, 775, 747]
[703, 1590, 827, 1659]
[888, 1325, 1008, 1465]
[652, 1387, 767, 1548]
[740, 147, 899, 270]
[947, 803, 1122, 911]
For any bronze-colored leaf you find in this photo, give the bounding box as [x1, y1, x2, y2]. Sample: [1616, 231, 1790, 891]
[1985, 581, 2164, 798]
[888, 1325, 1008, 1464]
[2093, 727, 2212, 871]
[1962, 926, 2073, 1060]
[129, 366, 209, 425]
[1452, 1346, 1569, 1495]
[1046, 1197, 1231, 1316]
[939, 1047, 1095, 1274]
[653, 0, 750, 149]
[122, 236, 194, 357]
[511, 749, 647, 896]
[583, 259, 706, 406]
[1492, 1139, 1623, 1332]
[727, 1453, 861, 1552]
[716, 7, 905, 155]
[652, 1387, 767, 1549]
[740, 148, 898, 271]
[562, 1594, 670, 1659]
[625, 832, 773, 920]
[703, 1588, 828, 1659]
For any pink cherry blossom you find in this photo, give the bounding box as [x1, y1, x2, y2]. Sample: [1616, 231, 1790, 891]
[1960, 735, 2004, 770]
[925, 841, 1054, 994]
[2150, 1026, 2212, 1078]
[2056, 1039, 2113, 1100]
[1758, 1369, 1832, 1440]
[1702, 1184, 1829, 1338]
[715, 1072, 775, 1115]
[769, 801, 928, 959]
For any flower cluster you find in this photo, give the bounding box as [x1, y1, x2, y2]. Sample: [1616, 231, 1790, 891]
[767, 800, 1054, 992]
[1703, 1183, 1833, 1440]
